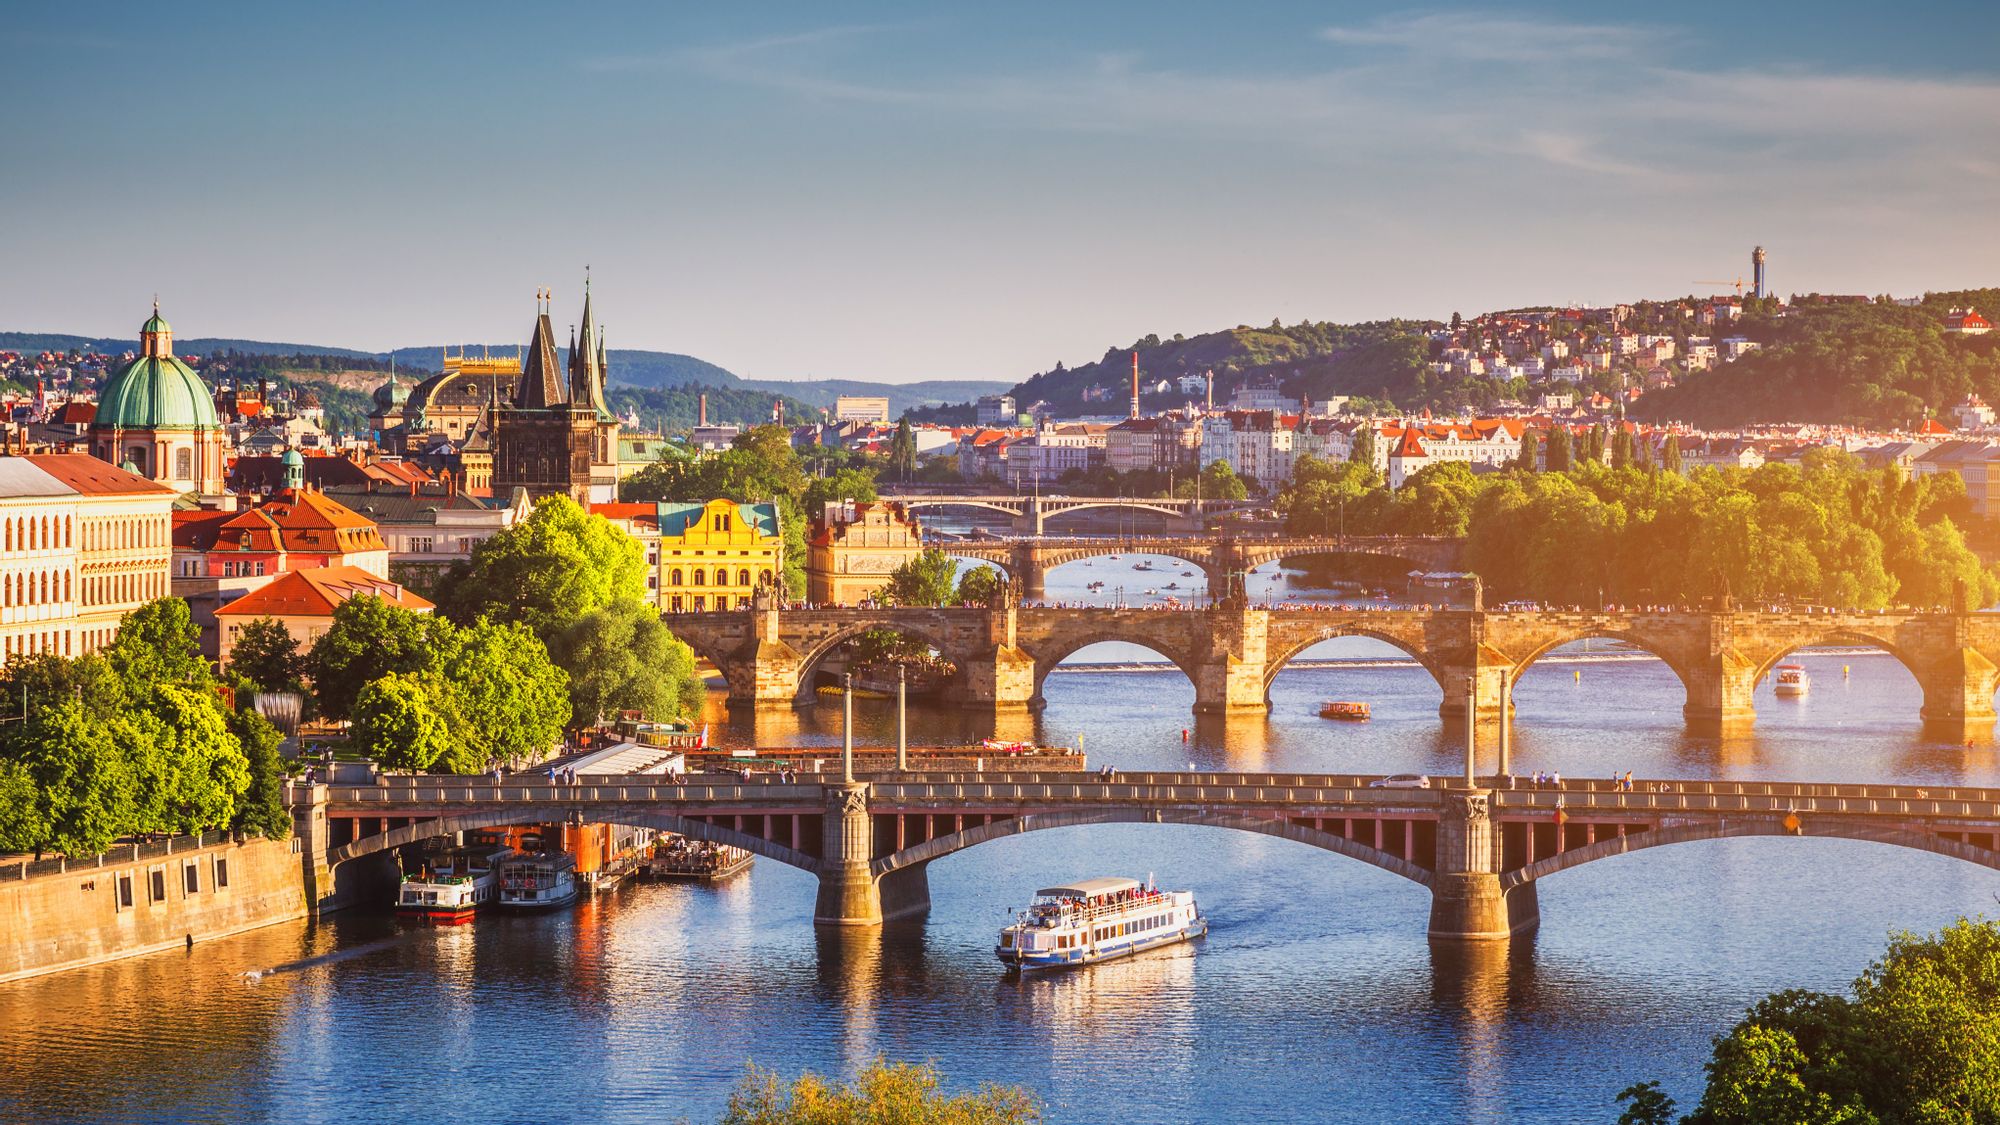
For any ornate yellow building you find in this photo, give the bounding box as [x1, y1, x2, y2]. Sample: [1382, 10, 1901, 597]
[654, 499, 781, 612]
[807, 501, 924, 605]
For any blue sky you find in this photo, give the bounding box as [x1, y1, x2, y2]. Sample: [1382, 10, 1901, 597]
[4, 2, 1996, 382]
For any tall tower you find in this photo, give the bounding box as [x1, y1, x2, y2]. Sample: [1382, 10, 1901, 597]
[491, 289, 598, 504]
[1752, 246, 1767, 300]
[566, 274, 621, 503]
[1130, 352, 1141, 420]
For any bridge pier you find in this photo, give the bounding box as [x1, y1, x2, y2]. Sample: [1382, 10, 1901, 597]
[1918, 647, 2000, 737]
[1193, 605, 1271, 714]
[1436, 661, 1511, 733]
[813, 783, 931, 926]
[1427, 790, 1539, 942]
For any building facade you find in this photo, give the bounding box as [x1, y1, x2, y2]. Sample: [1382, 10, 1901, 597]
[653, 499, 781, 613]
[89, 305, 226, 496]
[808, 501, 924, 605]
[0, 454, 176, 662]
[491, 288, 620, 505]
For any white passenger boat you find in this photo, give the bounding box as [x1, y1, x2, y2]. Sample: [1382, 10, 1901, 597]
[497, 852, 581, 911]
[1774, 664, 1811, 697]
[395, 843, 515, 923]
[997, 876, 1205, 972]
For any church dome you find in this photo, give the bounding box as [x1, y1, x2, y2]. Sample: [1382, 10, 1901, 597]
[93, 306, 219, 431]
[373, 376, 409, 410]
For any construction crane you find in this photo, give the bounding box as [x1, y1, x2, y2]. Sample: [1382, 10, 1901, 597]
[1695, 277, 1747, 296]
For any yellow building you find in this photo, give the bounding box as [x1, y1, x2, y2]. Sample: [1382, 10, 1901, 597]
[653, 499, 781, 613]
[0, 454, 176, 662]
[807, 500, 925, 605]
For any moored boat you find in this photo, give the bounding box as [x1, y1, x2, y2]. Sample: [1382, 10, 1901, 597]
[497, 852, 581, 911]
[997, 876, 1204, 972]
[641, 838, 754, 882]
[1774, 664, 1811, 697]
[1319, 701, 1370, 721]
[395, 843, 516, 923]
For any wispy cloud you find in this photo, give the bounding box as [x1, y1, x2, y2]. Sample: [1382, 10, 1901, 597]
[1320, 11, 1656, 63]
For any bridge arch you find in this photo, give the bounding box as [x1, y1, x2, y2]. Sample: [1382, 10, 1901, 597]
[1508, 630, 1700, 701]
[870, 807, 1435, 886]
[1024, 632, 1202, 703]
[1746, 630, 1928, 686]
[325, 806, 822, 874]
[1244, 544, 1433, 582]
[1040, 548, 1215, 588]
[1261, 626, 1447, 695]
[793, 619, 976, 703]
[1503, 817, 2000, 889]
[901, 499, 1025, 520]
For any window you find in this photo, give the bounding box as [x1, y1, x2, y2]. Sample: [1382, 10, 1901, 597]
[693, 596, 706, 612]
[670, 596, 683, 612]
[692, 570, 706, 586]
[669, 568, 683, 585]
[214, 857, 229, 889]
[183, 862, 199, 894]
[738, 569, 751, 587]
[411, 537, 433, 554]
[713, 569, 728, 588]
[117, 873, 133, 910]
[149, 868, 166, 903]
[737, 596, 750, 609]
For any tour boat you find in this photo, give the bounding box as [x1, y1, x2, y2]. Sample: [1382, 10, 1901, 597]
[1774, 664, 1811, 697]
[1319, 701, 1371, 721]
[395, 843, 516, 922]
[997, 876, 1205, 972]
[642, 838, 753, 882]
[497, 852, 581, 911]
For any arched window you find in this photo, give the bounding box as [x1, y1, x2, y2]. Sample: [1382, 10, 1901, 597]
[693, 596, 706, 612]
[670, 568, 683, 585]
[738, 569, 752, 587]
[713, 569, 728, 588]
[692, 569, 706, 586]
[760, 569, 774, 586]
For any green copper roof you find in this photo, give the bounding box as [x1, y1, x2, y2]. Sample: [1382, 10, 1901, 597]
[95, 353, 220, 431]
[142, 312, 171, 335]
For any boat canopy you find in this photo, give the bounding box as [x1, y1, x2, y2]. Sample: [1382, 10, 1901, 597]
[1037, 877, 1142, 899]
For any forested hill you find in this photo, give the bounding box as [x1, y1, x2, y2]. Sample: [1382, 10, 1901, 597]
[0, 331, 377, 358]
[1634, 289, 2000, 429]
[943, 319, 1450, 419]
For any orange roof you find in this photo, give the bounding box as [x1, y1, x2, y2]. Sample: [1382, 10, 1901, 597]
[1392, 428, 1428, 458]
[23, 453, 176, 495]
[590, 502, 654, 521]
[1921, 418, 1952, 435]
[217, 565, 433, 620]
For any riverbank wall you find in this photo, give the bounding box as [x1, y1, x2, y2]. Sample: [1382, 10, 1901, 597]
[0, 833, 307, 984]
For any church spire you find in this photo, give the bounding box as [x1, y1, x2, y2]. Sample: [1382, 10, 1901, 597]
[513, 288, 567, 409]
[569, 271, 610, 418]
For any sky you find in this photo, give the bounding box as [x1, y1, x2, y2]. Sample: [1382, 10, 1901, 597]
[4, 2, 1998, 383]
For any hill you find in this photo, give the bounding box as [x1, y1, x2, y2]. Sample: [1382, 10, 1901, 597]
[1, 331, 376, 359]
[1635, 290, 2000, 428]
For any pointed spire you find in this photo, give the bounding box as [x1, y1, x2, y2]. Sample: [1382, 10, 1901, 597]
[513, 291, 566, 409]
[569, 273, 611, 419]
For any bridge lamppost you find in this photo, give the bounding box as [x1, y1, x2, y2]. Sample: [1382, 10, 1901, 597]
[842, 673, 855, 784]
[1463, 676, 1478, 788]
[1497, 668, 1512, 781]
[897, 665, 908, 772]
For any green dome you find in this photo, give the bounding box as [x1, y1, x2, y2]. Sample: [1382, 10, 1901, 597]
[95, 353, 220, 431]
[142, 311, 171, 335]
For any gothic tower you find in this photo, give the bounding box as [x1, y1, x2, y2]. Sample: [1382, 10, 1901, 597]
[490, 289, 598, 505]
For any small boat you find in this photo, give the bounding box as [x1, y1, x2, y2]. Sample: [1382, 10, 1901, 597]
[1180, 571, 1195, 577]
[642, 838, 753, 882]
[1164, 582, 1180, 590]
[1774, 664, 1810, 697]
[1135, 561, 1153, 571]
[395, 843, 515, 922]
[497, 852, 581, 911]
[1143, 588, 1158, 596]
[1319, 701, 1371, 721]
[997, 876, 1204, 972]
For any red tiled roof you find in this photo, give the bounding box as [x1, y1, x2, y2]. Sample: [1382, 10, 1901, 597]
[24, 453, 176, 495]
[216, 565, 434, 619]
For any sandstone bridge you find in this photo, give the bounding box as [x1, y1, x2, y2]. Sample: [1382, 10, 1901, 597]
[890, 493, 1258, 534]
[293, 772, 2000, 942]
[930, 534, 1464, 601]
[665, 596, 2000, 734]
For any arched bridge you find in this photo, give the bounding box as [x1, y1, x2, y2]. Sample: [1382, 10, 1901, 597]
[932, 534, 1464, 599]
[293, 772, 2000, 943]
[891, 493, 1256, 534]
[665, 598, 2000, 734]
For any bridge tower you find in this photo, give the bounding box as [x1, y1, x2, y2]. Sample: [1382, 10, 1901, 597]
[1428, 789, 1539, 942]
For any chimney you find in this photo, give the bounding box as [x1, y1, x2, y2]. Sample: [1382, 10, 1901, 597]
[699, 393, 708, 427]
[1130, 351, 1141, 420]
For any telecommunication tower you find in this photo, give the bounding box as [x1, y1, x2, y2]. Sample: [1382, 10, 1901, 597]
[1752, 246, 1768, 300]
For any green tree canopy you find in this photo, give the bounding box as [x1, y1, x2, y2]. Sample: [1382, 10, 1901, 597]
[229, 617, 308, 698]
[882, 548, 962, 607]
[308, 595, 443, 720]
[102, 598, 211, 694]
[432, 618, 571, 764]
[718, 1059, 1040, 1125]
[351, 673, 452, 773]
[552, 602, 705, 729]
[6, 701, 135, 856]
[436, 495, 648, 637]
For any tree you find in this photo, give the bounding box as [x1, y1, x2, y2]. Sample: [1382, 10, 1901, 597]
[1177, 460, 1249, 501]
[1514, 430, 1540, 471]
[553, 602, 705, 729]
[890, 417, 917, 477]
[228, 706, 292, 839]
[229, 617, 308, 698]
[718, 1059, 1039, 1125]
[6, 701, 134, 857]
[801, 467, 880, 519]
[351, 674, 452, 773]
[883, 548, 963, 607]
[1663, 435, 1684, 474]
[1615, 1081, 1677, 1125]
[435, 494, 648, 637]
[309, 595, 441, 720]
[135, 684, 250, 837]
[1546, 425, 1574, 472]
[1583, 422, 1607, 465]
[102, 598, 210, 693]
[1612, 425, 1635, 470]
[1350, 426, 1378, 467]
[431, 618, 571, 767]
[956, 564, 1004, 607]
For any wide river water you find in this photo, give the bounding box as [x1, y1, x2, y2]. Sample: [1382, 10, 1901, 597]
[6, 558, 2000, 1123]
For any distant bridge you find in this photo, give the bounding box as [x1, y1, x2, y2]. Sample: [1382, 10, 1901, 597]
[931, 534, 1464, 599]
[294, 771, 2000, 942]
[890, 493, 1258, 534]
[667, 595, 2000, 732]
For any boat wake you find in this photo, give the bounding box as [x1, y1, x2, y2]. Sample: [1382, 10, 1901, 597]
[238, 934, 417, 983]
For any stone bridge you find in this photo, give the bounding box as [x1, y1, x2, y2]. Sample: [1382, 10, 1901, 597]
[933, 534, 1464, 600]
[293, 772, 2000, 944]
[666, 596, 2000, 734]
[892, 493, 1256, 534]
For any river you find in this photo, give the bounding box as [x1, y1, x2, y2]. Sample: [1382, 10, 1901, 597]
[4, 557, 1997, 1123]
